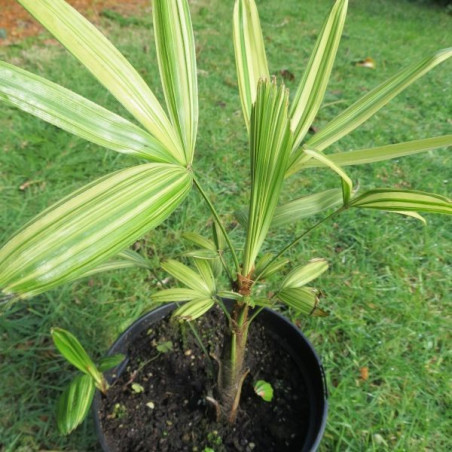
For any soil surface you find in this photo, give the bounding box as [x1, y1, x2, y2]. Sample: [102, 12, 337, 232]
[97, 306, 311, 451]
[0, 0, 149, 46]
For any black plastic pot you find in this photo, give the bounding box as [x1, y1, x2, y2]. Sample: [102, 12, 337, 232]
[93, 303, 328, 451]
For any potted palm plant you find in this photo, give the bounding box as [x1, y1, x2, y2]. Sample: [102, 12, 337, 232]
[1, 0, 451, 450]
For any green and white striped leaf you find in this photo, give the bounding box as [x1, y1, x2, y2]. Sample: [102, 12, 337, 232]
[301, 135, 452, 168]
[194, 259, 216, 293]
[243, 80, 293, 275]
[290, 0, 348, 150]
[288, 48, 452, 173]
[182, 232, 217, 251]
[255, 253, 289, 280]
[51, 328, 103, 386]
[304, 149, 352, 204]
[161, 259, 212, 294]
[17, 0, 184, 163]
[0, 62, 175, 163]
[350, 189, 452, 215]
[391, 211, 426, 224]
[183, 249, 219, 260]
[152, 288, 204, 303]
[233, 0, 270, 131]
[56, 374, 95, 435]
[212, 221, 226, 251]
[153, 0, 198, 163]
[173, 297, 215, 321]
[217, 290, 244, 301]
[272, 189, 343, 227]
[306, 49, 452, 151]
[98, 354, 126, 373]
[278, 287, 326, 317]
[281, 259, 329, 289]
[77, 250, 152, 279]
[0, 164, 192, 299]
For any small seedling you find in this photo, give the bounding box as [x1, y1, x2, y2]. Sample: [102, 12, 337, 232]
[110, 403, 127, 420]
[253, 380, 274, 402]
[131, 383, 145, 394]
[51, 328, 124, 434]
[156, 341, 173, 354]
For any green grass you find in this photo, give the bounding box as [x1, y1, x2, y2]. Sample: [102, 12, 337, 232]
[0, 0, 451, 450]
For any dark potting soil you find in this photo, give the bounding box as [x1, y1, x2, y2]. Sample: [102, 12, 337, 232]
[97, 306, 311, 451]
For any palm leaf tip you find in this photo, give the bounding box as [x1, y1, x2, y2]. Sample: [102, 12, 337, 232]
[233, 0, 270, 131]
[153, 0, 198, 163]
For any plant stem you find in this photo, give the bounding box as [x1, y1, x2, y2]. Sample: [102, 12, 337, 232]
[254, 206, 345, 283]
[219, 301, 250, 423]
[193, 176, 241, 275]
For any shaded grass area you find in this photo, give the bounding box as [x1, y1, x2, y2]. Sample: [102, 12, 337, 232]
[0, 0, 451, 450]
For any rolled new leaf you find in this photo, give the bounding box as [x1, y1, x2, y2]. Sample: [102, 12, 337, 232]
[233, 0, 270, 131]
[0, 62, 175, 163]
[153, 0, 198, 163]
[56, 374, 95, 435]
[0, 164, 192, 299]
[278, 287, 327, 317]
[17, 0, 184, 162]
[281, 259, 329, 289]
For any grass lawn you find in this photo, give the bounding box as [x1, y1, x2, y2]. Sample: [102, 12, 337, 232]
[0, 0, 451, 450]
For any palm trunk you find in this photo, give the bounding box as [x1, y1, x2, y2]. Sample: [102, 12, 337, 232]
[219, 301, 250, 423]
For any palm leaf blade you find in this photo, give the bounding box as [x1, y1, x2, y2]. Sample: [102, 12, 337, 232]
[243, 80, 292, 275]
[290, 0, 348, 150]
[305, 48, 452, 152]
[17, 0, 184, 162]
[0, 164, 192, 298]
[153, 0, 198, 163]
[272, 189, 343, 227]
[350, 189, 452, 215]
[56, 374, 95, 435]
[0, 62, 175, 163]
[301, 135, 452, 168]
[233, 0, 270, 131]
